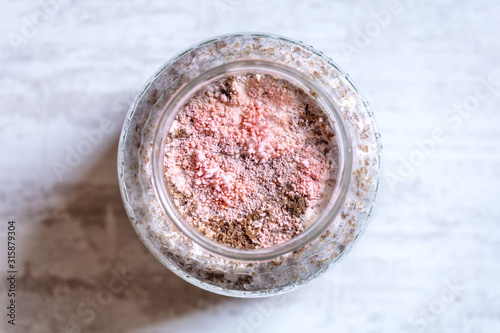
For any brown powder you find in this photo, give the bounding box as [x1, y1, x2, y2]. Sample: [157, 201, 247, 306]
[164, 74, 339, 249]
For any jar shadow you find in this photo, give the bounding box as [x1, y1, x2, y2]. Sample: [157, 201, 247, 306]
[18, 137, 230, 332]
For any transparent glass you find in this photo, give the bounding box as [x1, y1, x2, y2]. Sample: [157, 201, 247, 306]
[118, 33, 382, 297]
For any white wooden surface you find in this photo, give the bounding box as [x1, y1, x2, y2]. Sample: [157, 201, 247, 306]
[1, 0, 499, 332]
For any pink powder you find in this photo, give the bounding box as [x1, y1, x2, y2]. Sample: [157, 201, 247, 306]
[164, 74, 338, 248]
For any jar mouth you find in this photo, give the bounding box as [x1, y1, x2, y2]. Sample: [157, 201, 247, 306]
[152, 60, 353, 261]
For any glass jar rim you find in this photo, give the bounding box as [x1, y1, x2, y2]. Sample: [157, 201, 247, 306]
[152, 59, 353, 261]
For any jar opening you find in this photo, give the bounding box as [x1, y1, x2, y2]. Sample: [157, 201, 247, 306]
[152, 60, 352, 261]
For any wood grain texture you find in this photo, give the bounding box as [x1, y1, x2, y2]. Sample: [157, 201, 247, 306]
[0, 0, 499, 332]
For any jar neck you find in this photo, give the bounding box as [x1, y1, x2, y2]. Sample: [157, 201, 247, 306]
[152, 60, 353, 261]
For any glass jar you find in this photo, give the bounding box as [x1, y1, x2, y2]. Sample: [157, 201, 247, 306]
[118, 33, 382, 297]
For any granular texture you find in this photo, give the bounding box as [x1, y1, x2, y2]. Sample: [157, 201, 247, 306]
[164, 74, 339, 248]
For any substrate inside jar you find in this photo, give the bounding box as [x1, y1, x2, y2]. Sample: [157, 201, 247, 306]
[163, 73, 339, 249]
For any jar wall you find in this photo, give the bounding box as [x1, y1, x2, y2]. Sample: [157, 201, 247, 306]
[118, 33, 382, 297]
